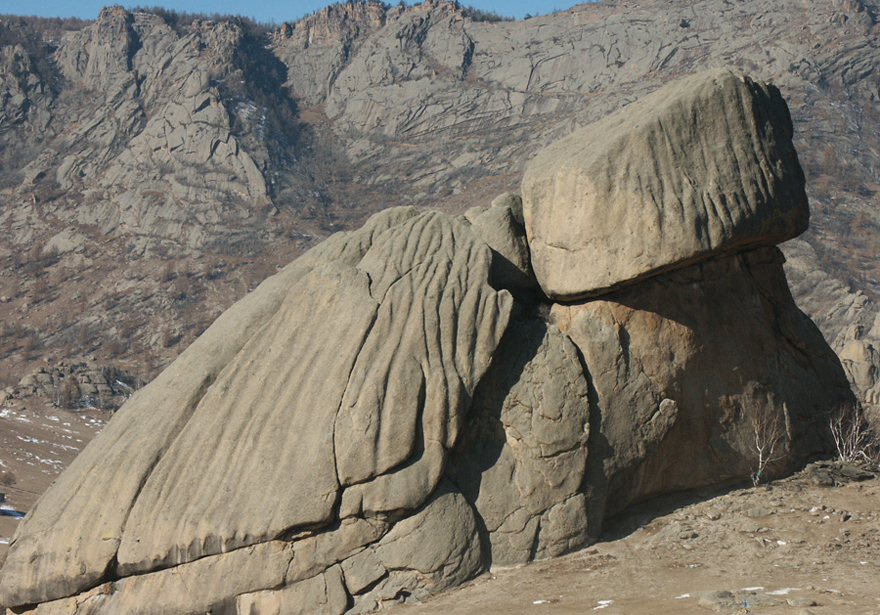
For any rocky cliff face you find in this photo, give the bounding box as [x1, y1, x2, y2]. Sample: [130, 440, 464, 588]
[0, 69, 856, 615]
[1, 1, 879, 411]
[1, 1, 879, 401]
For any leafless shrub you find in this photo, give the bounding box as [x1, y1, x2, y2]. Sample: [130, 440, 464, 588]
[31, 274, 49, 303]
[0, 471, 16, 487]
[829, 403, 880, 467]
[57, 375, 80, 409]
[20, 328, 42, 360]
[105, 336, 124, 358]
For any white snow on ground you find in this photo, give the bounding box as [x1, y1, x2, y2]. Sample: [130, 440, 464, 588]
[16, 435, 78, 452]
[593, 600, 614, 610]
[16, 435, 48, 444]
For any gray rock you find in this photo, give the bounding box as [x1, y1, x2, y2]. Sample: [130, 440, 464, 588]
[451, 318, 591, 565]
[237, 566, 349, 615]
[371, 480, 483, 596]
[467, 204, 535, 292]
[334, 211, 513, 516]
[0, 208, 513, 607]
[490, 192, 524, 226]
[115, 262, 379, 575]
[522, 68, 808, 300]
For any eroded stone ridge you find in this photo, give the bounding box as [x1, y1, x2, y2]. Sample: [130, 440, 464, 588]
[522, 68, 809, 300]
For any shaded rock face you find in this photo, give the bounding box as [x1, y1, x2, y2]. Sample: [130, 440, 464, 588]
[522, 68, 809, 300]
[451, 318, 592, 566]
[0, 70, 856, 614]
[552, 247, 852, 523]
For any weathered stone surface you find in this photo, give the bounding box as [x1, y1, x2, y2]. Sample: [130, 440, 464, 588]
[491, 192, 524, 226]
[551, 247, 855, 523]
[451, 317, 591, 566]
[347, 481, 483, 613]
[522, 68, 809, 300]
[466, 202, 535, 292]
[0, 45, 864, 615]
[830, 311, 880, 408]
[0, 208, 416, 606]
[0, 208, 512, 606]
[16, 541, 294, 615]
[115, 262, 379, 574]
[334, 212, 513, 515]
[237, 566, 349, 615]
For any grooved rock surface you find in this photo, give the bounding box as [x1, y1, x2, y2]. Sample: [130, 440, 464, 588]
[451, 318, 591, 566]
[551, 247, 855, 522]
[0, 69, 860, 615]
[522, 68, 809, 300]
[0, 207, 512, 606]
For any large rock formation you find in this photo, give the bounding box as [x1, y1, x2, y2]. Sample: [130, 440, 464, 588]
[0, 70, 855, 615]
[522, 68, 809, 299]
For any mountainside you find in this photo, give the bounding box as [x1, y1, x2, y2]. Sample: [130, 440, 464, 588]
[0, 0, 879, 399]
[0, 69, 859, 614]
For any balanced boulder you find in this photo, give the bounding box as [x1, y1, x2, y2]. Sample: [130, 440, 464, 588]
[522, 68, 809, 300]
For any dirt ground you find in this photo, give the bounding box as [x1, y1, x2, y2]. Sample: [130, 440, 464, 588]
[0, 398, 108, 564]
[1, 399, 878, 615]
[392, 469, 880, 615]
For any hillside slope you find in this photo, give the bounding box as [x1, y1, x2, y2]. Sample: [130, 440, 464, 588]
[0, 0, 879, 399]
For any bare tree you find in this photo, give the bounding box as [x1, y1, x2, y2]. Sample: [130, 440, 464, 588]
[58, 375, 81, 410]
[743, 399, 791, 486]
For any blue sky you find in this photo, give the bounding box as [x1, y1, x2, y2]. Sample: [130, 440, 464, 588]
[0, 0, 585, 23]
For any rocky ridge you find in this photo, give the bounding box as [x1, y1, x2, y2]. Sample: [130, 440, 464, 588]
[0, 70, 857, 615]
[1, 0, 880, 409]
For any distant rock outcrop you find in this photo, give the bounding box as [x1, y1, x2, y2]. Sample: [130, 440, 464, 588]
[1, 0, 879, 403]
[0, 70, 855, 615]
